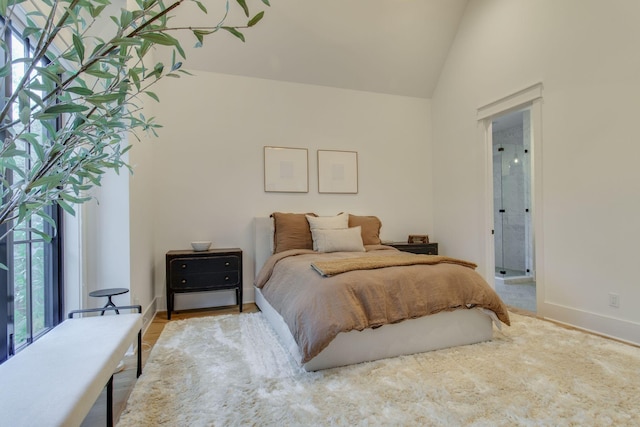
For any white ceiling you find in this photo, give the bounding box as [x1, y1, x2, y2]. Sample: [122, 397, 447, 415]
[171, 0, 469, 99]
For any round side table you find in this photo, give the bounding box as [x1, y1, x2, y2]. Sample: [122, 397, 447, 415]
[89, 288, 129, 315]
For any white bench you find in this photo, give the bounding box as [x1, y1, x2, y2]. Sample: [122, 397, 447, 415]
[0, 306, 142, 427]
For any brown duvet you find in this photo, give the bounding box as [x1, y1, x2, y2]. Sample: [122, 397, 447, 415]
[255, 246, 510, 364]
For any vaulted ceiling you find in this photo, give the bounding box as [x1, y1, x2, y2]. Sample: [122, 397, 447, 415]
[171, 0, 469, 98]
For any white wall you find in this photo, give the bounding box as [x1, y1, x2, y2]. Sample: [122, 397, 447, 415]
[62, 211, 82, 314]
[150, 71, 432, 309]
[128, 128, 157, 324]
[432, 0, 640, 343]
[82, 169, 131, 310]
[77, 118, 157, 323]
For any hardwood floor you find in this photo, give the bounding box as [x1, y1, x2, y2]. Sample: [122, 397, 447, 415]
[81, 303, 259, 427]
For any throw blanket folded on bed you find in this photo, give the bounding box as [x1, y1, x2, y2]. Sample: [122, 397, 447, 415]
[311, 254, 477, 277]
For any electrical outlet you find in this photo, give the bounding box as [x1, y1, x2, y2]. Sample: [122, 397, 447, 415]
[608, 293, 620, 308]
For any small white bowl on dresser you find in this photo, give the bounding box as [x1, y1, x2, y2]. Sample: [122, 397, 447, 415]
[191, 241, 212, 251]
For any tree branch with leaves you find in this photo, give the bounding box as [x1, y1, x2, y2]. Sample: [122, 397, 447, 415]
[0, 0, 268, 242]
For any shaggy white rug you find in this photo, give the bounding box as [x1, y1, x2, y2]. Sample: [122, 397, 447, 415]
[118, 312, 640, 426]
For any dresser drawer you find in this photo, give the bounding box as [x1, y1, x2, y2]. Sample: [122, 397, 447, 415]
[170, 256, 239, 276]
[170, 270, 240, 290]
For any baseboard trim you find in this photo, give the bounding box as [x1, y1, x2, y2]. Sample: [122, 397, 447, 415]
[142, 297, 157, 336]
[124, 297, 157, 356]
[541, 302, 640, 347]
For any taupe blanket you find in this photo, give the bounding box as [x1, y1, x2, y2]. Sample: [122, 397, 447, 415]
[255, 247, 510, 364]
[311, 254, 477, 277]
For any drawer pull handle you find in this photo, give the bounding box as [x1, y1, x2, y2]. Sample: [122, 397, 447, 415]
[181, 279, 187, 284]
[225, 276, 229, 281]
[181, 264, 187, 269]
[225, 262, 230, 266]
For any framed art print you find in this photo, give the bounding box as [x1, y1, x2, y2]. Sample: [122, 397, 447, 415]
[264, 146, 309, 193]
[317, 150, 358, 194]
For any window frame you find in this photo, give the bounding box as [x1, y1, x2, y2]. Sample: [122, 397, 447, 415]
[0, 17, 64, 363]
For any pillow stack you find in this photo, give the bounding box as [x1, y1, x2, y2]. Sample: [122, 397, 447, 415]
[270, 212, 383, 254]
[306, 212, 365, 253]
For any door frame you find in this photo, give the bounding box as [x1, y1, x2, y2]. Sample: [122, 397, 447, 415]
[477, 83, 545, 314]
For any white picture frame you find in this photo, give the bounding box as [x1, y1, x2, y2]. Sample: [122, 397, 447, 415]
[264, 146, 309, 193]
[317, 150, 358, 194]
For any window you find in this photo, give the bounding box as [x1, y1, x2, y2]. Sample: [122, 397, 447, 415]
[0, 20, 63, 363]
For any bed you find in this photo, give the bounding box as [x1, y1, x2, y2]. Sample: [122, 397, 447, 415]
[253, 214, 510, 371]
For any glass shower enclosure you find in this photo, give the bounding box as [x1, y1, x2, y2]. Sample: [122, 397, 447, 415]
[492, 110, 534, 280]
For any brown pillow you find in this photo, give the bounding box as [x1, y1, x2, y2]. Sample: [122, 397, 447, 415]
[348, 214, 382, 245]
[271, 212, 317, 253]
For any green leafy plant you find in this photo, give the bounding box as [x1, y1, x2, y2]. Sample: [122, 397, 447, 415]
[0, 0, 268, 242]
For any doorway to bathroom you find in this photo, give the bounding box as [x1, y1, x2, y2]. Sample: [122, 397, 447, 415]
[491, 108, 536, 312]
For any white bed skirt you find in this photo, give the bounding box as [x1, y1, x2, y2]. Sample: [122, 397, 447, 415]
[255, 286, 495, 371]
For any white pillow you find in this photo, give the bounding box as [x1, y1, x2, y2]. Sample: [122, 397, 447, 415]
[311, 226, 365, 253]
[306, 213, 349, 250]
[306, 212, 349, 231]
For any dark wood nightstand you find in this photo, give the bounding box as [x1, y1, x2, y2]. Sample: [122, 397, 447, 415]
[165, 248, 243, 320]
[385, 242, 438, 255]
